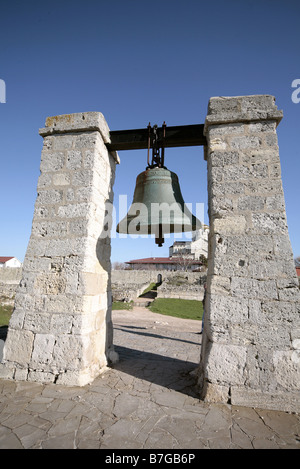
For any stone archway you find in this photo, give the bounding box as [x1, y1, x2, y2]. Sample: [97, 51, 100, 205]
[1, 96, 299, 412]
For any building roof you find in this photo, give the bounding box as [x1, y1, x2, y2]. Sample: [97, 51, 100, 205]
[296, 267, 300, 277]
[0, 257, 14, 263]
[126, 257, 202, 265]
[171, 241, 191, 246]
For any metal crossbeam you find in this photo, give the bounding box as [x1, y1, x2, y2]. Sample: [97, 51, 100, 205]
[106, 124, 206, 151]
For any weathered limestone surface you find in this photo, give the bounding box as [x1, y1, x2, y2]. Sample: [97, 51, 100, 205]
[0, 112, 119, 386]
[0, 268, 22, 299]
[199, 95, 300, 412]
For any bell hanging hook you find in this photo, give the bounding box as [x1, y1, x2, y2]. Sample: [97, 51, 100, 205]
[146, 121, 167, 169]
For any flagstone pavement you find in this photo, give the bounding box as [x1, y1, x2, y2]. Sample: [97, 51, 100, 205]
[0, 307, 299, 449]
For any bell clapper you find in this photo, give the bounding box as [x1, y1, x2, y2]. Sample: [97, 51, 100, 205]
[155, 223, 164, 247]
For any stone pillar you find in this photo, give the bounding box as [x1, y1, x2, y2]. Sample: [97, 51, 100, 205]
[199, 95, 300, 412]
[0, 112, 119, 386]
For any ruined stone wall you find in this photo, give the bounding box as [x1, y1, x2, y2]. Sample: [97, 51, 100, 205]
[111, 270, 206, 301]
[157, 272, 206, 300]
[0, 268, 22, 299]
[111, 270, 157, 302]
[199, 95, 300, 413]
[112, 270, 158, 285]
[0, 112, 119, 386]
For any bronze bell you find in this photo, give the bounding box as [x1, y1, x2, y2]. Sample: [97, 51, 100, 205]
[116, 122, 201, 246]
[116, 166, 201, 246]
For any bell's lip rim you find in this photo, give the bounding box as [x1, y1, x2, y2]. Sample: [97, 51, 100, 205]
[116, 221, 201, 234]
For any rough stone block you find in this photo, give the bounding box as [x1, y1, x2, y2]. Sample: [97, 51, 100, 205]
[251, 212, 288, 234]
[210, 150, 240, 167]
[37, 173, 52, 188]
[52, 134, 75, 150]
[268, 163, 281, 178]
[265, 194, 285, 210]
[245, 178, 283, 196]
[14, 368, 29, 381]
[40, 151, 65, 172]
[57, 202, 91, 219]
[66, 150, 82, 169]
[34, 273, 66, 295]
[206, 344, 247, 386]
[201, 382, 230, 404]
[52, 173, 71, 186]
[0, 363, 15, 380]
[32, 221, 68, 239]
[237, 195, 265, 212]
[248, 121, 277, 133]
[23, 312, 52, 333]
[231, 277, 278, 300]
[36, 189, 63, 205]
[52, 335, 83, 371]
[72, 169, 94, 187]
[205, 95, 283, 128]
[231, 135, 261, 150]
[230, 387, 299, 413]
[42, 112, 109, 139]
[27, 371, 55, 383]
[8, 310, 25, 329]
[31, 334, 55, 364]
[207, 275, 231, 296]
[250, 163, 269, 179]
[209, 295, 249, 324]
[259, 300, 298, 326]
[3, 329, 34, 365]
[222, 164, 250, 181]
[213, 216, 247, 235]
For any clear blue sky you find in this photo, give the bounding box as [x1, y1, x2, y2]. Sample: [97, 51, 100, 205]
[0, 0, 299, 264]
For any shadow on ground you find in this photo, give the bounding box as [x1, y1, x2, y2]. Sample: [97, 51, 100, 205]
[114, 325, 200, 347]
[113, 342, 200, 398]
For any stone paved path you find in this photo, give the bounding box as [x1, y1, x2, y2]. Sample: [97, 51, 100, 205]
[0, 307, 299, 449]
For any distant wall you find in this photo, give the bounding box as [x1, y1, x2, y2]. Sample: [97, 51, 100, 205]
[157, 272, 205, 300]
[111, 270, 158, 302]
[112, 270, 158, 285]
[0, 268, 206, 302]
[0, 268, 22, 298]
[111, 269, 206, 302]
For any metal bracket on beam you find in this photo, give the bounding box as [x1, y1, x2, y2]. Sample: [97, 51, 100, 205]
[106, 124, 206, 151]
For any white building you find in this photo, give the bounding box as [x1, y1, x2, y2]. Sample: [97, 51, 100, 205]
[0, 257, 22, 268]
[169, 226, 209, 260]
